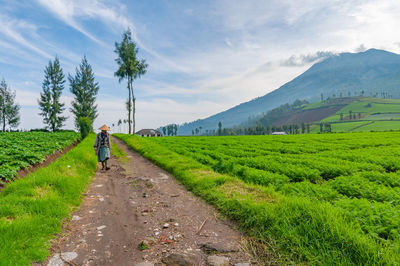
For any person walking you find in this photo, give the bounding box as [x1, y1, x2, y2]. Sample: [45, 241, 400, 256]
[94, 124, 111, 170]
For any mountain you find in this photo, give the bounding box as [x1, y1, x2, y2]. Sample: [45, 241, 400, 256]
[177, 49, 400, 135]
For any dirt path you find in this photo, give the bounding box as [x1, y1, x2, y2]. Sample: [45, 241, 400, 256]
[44, 137, 253, 266]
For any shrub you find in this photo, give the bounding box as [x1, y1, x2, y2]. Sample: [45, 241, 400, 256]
[78, 117, 92, 139]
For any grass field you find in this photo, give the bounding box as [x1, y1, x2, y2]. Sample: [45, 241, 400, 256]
[330, 121, 370, 132]
[0, 134, 97, 265]
[116, 132, 400, 265]
[338, 101, 400, 114]
[362, 113, 400, 120]
[352, 121, 400, 132]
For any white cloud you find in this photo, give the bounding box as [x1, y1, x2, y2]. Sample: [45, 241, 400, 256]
[35, 0, 189, 73]
[36, 0, 106, 46]
[0, 14, 52, 59]
[6, 0, 400, 131]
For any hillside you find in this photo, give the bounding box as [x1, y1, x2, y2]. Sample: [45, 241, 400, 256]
[177, 49, 400, 135]
[230, 96, 400, 134]
[319, 97, 400, 133]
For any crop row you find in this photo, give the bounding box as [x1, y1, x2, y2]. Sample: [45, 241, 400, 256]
[150, 132, 400, 243]
[118, 133, 400, 264]
[0, 132, 79, 182]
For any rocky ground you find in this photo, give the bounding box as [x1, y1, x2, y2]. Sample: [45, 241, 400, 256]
[43, 137, 255, 266]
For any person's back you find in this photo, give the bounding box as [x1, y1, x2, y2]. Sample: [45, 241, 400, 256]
[94, 125, 111, 170]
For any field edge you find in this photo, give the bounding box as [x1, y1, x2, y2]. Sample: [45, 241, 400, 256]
[0, 134, 98, 265]
[114, 134, 398, 265]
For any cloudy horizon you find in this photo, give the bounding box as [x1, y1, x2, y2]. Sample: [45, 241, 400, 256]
[1, 0, 400, 132]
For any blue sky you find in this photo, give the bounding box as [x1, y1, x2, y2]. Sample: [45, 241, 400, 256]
[1, 0, 400, 132]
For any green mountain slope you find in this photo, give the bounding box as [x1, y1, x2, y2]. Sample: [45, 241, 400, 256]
[238, 97, 400, 134]
[320, 97, 400, 132]
[177, 49, 400, 135]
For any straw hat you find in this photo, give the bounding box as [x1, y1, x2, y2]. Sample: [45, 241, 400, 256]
[98, 124, 111, 131]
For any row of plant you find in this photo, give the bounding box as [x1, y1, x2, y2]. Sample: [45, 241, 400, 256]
[0, 132, 79, 183]
[115, 132, 400, 264]
[0, 134, 97, 265]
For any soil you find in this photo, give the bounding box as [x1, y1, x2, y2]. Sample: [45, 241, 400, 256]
[274, 105, 344, 126]
[41, 137, 253, 266]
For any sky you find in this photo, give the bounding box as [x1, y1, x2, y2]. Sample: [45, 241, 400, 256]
[1, 0, 400, 132]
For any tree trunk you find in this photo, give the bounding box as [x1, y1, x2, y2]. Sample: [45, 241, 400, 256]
[1, 90, 5, 132]
[131, 81, 135, 134]
[128, 81, 132, 134]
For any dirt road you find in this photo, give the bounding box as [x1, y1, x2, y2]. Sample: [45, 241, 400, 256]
[44, 137, 253, 266]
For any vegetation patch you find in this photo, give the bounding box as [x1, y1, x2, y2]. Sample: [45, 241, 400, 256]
[352, 121, 400, 132]
[0, 134, 97, 265]
[0, 132, 79, 182]
[111, 137, 128, 163]
[115, 133, 400, 265]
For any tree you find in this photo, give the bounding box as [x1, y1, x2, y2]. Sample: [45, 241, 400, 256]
[324, 123, 331, 133]
[69, 56, 99, 130]
[118, 119, 122, 132]
[163, 127, 166, 136]
[218, 121, 222, 135]
[78, 117, 91, 139]
[114, 28, 148, 134]
[0, 79, 20, 131]
[38, 57, 67, 131]
[340, 113, 343, 121]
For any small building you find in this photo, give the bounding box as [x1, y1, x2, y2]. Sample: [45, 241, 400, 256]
[271, 131, 287, 135]
[136, 129, 162, 137]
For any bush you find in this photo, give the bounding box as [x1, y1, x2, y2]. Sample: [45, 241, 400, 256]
[30, 128, 49, 132]
[78, 117, 92, 139]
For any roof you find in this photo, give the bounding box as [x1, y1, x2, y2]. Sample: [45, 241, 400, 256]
[271, 131, 287, 135]
[136, 129, 162, 135]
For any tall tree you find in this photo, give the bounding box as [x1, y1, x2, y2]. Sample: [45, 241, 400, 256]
[114, 29, 148, 134]
[218, 121, 222, 136]
[118, 119, 122, 132]
[69, 56, 99, 130]
[38, 57, 67, 131]
[0, 79, 20, 131]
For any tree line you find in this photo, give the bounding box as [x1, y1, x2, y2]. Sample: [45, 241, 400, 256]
[320, 90, 393, 101]
[1, 29, 147, 137]
[37, 56, 99, 138]
[0, 79, 20, 132]
[161, 124, 178, 136]
[191, 121, 313, 136]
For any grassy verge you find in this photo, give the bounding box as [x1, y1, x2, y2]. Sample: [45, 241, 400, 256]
[115, 134, 398, 265]
[0, 134, 97, 265]
[111, 137, 128, 163]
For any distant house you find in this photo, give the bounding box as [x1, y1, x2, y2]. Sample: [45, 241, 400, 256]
[136, 129, 162, 137]
[271, 131, 287, 135]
